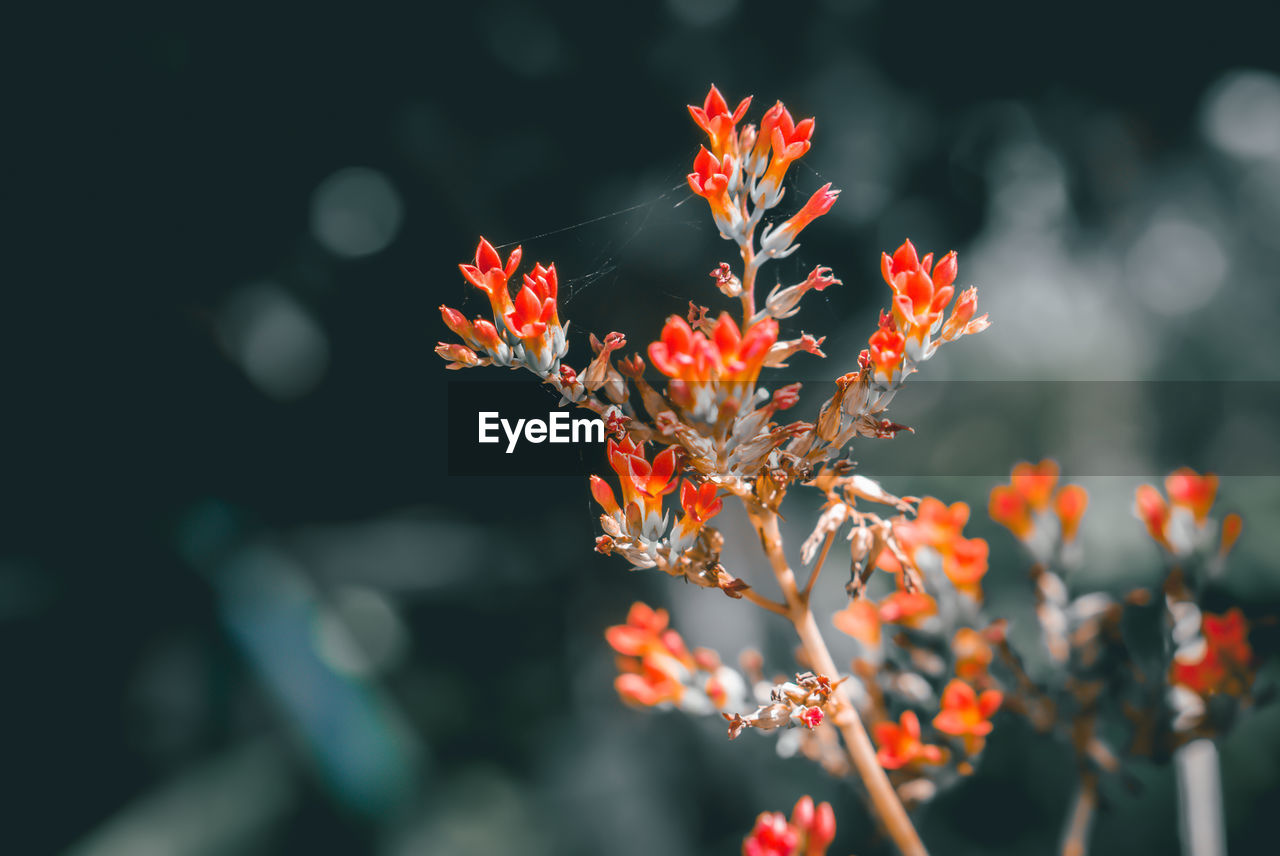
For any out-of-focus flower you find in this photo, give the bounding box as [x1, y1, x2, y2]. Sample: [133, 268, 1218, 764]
[942, 536, 989, 599]
[741, 796, 836, 856]
[607, 602, 747, 713]
[1135, 468, 1228, 555]
[933, 679, 1002, 751]
[743, 812, 799, 856]
[1011, 460, 1059, 510]
[874, 710, 946, 770]
[1054, 484, 1088, 542]
[1172, 607, 1253, 697]
[1165, 468, 1219, 524]
[833, 598, 882, 647]
[990, 460, 1086, 547]
[880, 590, 938, 627]
[952, 627, 994, 680]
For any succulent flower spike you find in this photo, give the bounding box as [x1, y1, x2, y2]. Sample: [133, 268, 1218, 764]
[688, 84, 751, 160]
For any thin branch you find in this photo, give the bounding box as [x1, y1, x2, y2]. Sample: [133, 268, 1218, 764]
[802, 529, 836, 603]
[740, 585, 790, 617]
[748, 504, 929, 856]
[1061, 772, 1097, 856]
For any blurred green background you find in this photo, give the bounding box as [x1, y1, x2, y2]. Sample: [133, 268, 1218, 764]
[6, 2, 1280, 854]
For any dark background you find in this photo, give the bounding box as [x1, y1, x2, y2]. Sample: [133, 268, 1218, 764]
[6, 2, 1280, 854]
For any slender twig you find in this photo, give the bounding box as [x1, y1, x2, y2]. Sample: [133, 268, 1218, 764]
[748, 505, 929, 856]
[1061, 772, 1097, 856]
[1176, 739, 1226, 856]
[740, 585, 791, 617]
[802, 529, 836, 603]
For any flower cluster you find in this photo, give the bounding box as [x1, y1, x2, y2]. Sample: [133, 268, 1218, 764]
[742, 796, 836, 856]
[605, 602, 747, 713]
[1135, 467, 1241, 559]
[723, 671, 837, 741]
[866, 240, 989, 386]
[439, 239, 569, 377]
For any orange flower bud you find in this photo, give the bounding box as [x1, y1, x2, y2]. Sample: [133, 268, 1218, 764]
[1053, 484, 1088, 542]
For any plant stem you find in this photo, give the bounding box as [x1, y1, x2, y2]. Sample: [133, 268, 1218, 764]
[741, 585, 791, 616]
[1176, 739, 1226, 856]
[1060, 772, 1097, 856]
[750, 506, 929, 856]
[802, 529, 836, 602]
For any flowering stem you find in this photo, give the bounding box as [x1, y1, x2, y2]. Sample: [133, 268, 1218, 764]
[1060, 772, 1097, 856]
[749, 506, 929, 856]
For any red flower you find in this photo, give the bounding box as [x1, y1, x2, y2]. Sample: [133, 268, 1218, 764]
[1169, 609, 1251, 698]
[688, 84, 751, 158]
[1203, 607, 1251, 667]
[760, 183, 839, 255]
[743, 812, 799, 856]
[881, 240, 957, 352]
[504, 283, 556, 341]
[605, 601, 671, 656]
[989, 460, 1065, 540]
[1165, 467, 1218, 524]
[874, 710, 945, 770]
[879, 590, 937, 627]
[989, 484, 1032, 539]
[615, 659, 684, 707]
[589, 474, 620, 517]
[1054, 484, 1088, 542]
[942, 536, 989, 598]
[1220, 512, 1243, 556]
[1135, 483, 1171, 549]
[867, 310, 906, 385]
[459, 237, 521, 317]
[800, 706, 824, 729]
[754, 102, 815, 199]
[688, 146, 741, 235]
[521, 262, 560, 327]
[912, 497, 970, 548]
[833, 598, 882, 647]
[940, 286, 988, 342]
[933, 680, 1002, 749]
[648, 313, 780, 397]
[952, 627, 994, 680]
[680, 479, 723, 524]
[1010, 459, 1059, 510]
